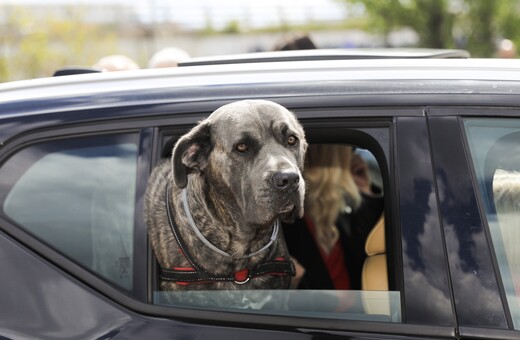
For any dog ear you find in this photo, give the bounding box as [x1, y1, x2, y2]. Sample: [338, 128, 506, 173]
[171, 122, 212, 188]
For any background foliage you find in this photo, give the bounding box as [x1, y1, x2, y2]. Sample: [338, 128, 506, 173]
[1, 6, 117, 81]
[2, 1, 520, 82]
[341, 0, 520, 57]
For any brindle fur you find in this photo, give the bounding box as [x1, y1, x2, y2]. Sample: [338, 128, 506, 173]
[145, 100, 307, 291]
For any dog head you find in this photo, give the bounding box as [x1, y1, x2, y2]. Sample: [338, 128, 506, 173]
[172, 100, 307, 225]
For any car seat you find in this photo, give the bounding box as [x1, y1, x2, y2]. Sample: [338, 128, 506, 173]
[361, 215, 389, 315]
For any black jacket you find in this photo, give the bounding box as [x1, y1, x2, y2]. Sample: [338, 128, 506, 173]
[283, 193, 384, 290]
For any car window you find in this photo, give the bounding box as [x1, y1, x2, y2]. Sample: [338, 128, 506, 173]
[464, 118, 520, 329]
[153, 130, 400, 322]
[0, 134, 139, 292]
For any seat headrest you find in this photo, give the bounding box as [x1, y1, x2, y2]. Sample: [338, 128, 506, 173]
[365, 215, 385, 256]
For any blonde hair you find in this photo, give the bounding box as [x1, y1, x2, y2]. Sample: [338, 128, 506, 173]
[304, 144, 362, 254]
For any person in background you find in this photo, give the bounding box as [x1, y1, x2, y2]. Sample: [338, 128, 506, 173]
[93, 55, 140, 72]
[148, 47, 191, 68]
[283, 144, 384, 290]
[272, 33, 317, 51]
[340, 150, 385, 289]
[498, 39, 517, 59]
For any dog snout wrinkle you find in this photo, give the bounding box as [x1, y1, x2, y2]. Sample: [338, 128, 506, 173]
[272, 171, 300, 191]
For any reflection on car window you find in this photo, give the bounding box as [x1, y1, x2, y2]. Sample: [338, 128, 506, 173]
[464, 118, 520, 329]
[0, 135, 138, 291]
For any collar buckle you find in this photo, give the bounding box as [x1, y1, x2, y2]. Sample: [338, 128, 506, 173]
[234, 268, 250, 284]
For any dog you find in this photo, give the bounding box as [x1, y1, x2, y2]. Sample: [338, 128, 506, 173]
[145, 100, 307, 292]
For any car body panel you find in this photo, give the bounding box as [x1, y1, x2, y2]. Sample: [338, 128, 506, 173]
[0, 230, 131, 339]
[0, 227, 456, 339]
[395, 116, 455, 326]
[1, 57, 520, 338]
[2, 58, 520, 146]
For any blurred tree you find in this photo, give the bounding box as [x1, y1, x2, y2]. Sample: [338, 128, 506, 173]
[495, 0, 520, 57]
[413, 0, 454, 48]
[222, 20, 241, 34]
[0, 59, 7, 82]
[341, 0, 454, 48]
[340, 0, 520, 57]
[1, 6, 119, 82]
[461, 0, 496, 57]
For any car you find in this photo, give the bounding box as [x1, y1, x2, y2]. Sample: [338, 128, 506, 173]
[1, 49, 520, 339]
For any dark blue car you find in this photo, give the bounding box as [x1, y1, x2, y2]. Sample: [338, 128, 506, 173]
[0, 50, 519, 339]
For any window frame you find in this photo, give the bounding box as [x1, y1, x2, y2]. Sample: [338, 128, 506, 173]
[153, 119, 397, 319]
[150, 111, 410, 321]
[395, 116, 455, 326]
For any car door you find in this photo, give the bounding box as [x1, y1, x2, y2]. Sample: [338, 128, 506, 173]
[140, 106, 458, 338]
[0, 103, 458, 339]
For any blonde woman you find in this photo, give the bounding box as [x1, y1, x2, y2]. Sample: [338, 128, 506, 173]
[283, 144, 384, 290]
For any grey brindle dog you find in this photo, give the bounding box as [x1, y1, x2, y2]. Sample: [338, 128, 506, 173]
[145, 100, 307, 291]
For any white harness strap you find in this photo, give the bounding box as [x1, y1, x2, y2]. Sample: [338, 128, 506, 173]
[180, 187, 279, 259]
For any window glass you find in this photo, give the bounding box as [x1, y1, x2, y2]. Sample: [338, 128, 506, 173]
[152, 141, 399, 322]
[464, 118, 520, 328]
[155, 290, 401, 322]
[0, 135, 138, 291]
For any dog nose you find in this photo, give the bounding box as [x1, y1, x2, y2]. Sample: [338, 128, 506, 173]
[272, 171, 300, 191]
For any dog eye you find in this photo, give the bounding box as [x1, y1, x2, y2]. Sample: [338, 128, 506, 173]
[287, 135, 298, 146]
[236, 143, 249, 153]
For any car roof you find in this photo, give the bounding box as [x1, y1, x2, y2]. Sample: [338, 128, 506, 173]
[1, 57, 520, 146]
[1, 58, 520, 103]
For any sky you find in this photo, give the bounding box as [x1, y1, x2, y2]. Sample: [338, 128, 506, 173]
[2, 0, 348, 30]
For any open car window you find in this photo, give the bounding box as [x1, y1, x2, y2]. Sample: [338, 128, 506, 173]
[153, 130, 399, 322]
